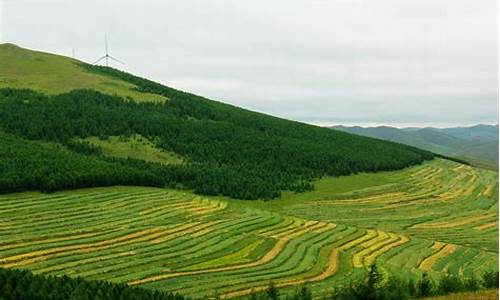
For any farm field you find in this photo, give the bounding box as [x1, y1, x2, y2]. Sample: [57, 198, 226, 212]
[0, 158, 497, 298]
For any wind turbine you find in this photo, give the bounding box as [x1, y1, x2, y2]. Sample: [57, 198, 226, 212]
[93, 35, 125, 67]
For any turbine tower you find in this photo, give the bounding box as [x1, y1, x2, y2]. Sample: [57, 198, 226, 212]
[93, 35, 125, 67]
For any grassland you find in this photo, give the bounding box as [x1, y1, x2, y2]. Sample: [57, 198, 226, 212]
[0, 158, 497, 298]
[84, 135, 184, 165]
[0, 43, 165, 103]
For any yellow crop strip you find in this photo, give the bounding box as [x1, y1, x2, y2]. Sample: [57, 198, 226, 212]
[352, 231, 391, 268]
[364, 234, 409, 267]
[149, 221, 220, 244]
[481, 185, 494, 197]
[419, 242, 457, 271]
[475, 221, 498, 231]
[413, 213, 497, 229]
[0, 231, 108, 251]
[34, 251, 137, 274]
[138, 201, 198, 216]
[181, 239, 265, 271]
[314, 192, 407, 205]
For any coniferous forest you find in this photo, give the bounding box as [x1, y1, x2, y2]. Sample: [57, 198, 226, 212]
[0, 268, 190, 300]
[0, 69, 434, 199]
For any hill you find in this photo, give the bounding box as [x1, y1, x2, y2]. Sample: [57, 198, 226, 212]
[332, 124, 499, 170]
[0, 43, 435, 199]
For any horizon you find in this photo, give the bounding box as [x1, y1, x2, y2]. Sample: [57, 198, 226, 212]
[1, 0, 498, 128]
[320, 122, 500, 129]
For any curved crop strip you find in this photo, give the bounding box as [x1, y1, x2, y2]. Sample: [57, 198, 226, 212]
[178, 239, 264, 271]
[33, 250, 138, 275]
[170, 235, 270, 271]
[412, 213, 497, 229]
[386, 239, 435, 270]
[0, 228, 133, 257]
[0, 190, 110, 212]
[377, 236, 418, 263]
[138, 201, 202, 216]
[419, 243, 457, 271]
[351, 231, 391, 267]
[263, 218, 306, 237]
[447, 248, 477, 275]
[272, 221, 320, 239]
[181, 202, 227, 216]
[481, 185, 494, 197]
[0, 231, 106, 252]
[364, 234, 409, 267]
[409, 166, 435, 178]
[313, 192, 407, 205]
[256, 217, 294, 236]
[433, 246, 466, 273]
[475, 221, 498, 231]
[0, 192, 132, 224]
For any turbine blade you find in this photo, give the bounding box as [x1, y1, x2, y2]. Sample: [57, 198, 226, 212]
[93, 56, 107, 65]
[108, 55, 125, 65]
[105, 34, 108, 55]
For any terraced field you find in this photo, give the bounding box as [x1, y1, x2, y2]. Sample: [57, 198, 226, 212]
[0, 159, 497, 298]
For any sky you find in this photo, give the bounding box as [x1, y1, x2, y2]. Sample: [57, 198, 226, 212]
[1, 0, 498, 128]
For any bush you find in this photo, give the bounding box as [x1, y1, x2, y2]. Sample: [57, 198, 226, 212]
[438, 273, 464, 294]
[482, 271, 499, 289]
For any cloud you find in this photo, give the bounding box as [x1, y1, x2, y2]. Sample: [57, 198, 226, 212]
[2, 0, 498, 127]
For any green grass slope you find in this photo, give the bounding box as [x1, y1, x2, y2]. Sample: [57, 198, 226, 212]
[0, 44, 435, 199]
[0, 43, 165, 102]
[83, 135, 184, 165]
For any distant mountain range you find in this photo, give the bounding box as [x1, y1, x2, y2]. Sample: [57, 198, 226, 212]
[331, 124, 499, 170]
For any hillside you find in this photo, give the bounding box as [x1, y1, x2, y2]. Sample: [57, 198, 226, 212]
[332, 125, 499, 170]
[0, 43, 435, 199]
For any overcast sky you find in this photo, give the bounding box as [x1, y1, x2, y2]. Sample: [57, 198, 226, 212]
[1, 0, 498, 127]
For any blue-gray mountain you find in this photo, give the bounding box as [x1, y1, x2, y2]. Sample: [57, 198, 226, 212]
[331, 124, 499, 170]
